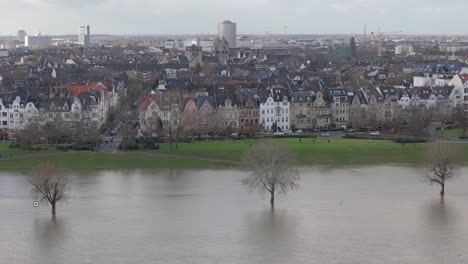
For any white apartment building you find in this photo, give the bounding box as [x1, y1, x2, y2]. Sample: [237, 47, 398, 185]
[260, 88, 290, 132]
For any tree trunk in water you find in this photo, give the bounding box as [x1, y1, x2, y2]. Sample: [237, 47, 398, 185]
[51, 202, 56, 215]
[440, 183, 445, 196]
[270, 190, 275, 209]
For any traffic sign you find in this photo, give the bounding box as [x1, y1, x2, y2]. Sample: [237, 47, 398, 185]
[33, 201, 39, 207]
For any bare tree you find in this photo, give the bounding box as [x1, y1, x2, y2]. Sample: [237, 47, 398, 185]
[424, 142, 461, 197]
[29, 161, 70, 215]
[452, 105, 467, 136]
[144, 116, 164, 137]
[405, 105, 431, 138]
[18, 122, 44, 147]
[242, 140, 301, 208]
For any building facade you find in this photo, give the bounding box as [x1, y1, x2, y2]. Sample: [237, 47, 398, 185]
[289, 91, 314, 130]
[79, 25, 91, 47]
[218, 20, 237, 48]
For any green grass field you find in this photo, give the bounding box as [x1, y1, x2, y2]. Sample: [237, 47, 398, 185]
[0, 141, 33, 157]
[157, 138, 468, 166]
[0, 153, 232, 171]
[437, 128, 468, 137]
[1, 138, 468, 171]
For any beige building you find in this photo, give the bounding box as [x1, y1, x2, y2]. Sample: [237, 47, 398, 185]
[216, 95, 239, 130]
[327, 88, 350, 127]
[289, 91, 314, 130]
[350, 87, 399, 128]
[312, 91, 332, 128]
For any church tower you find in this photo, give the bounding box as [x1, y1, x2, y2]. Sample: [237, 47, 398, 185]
[213, 37, 229, 65]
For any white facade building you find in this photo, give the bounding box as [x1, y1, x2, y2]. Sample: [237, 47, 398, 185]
[0, 50, 9, 57]
[164, 39, 185, 50]
[397, 90, 412, 109]
[25, 35, 52, 49]
[0, 97, 39, 131]
[17, 30, 27, 42]
[260, 96, 275, 131]
[395, 45, 415, 56]
[260, 88, 290, 132]
[413, 76, 434, 87]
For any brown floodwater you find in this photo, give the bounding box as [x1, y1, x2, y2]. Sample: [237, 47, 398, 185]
[1, 166, 468, 264]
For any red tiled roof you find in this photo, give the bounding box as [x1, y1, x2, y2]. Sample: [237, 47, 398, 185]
[459, 74, 468, 82]
[53, 83, 108, 96]
[139, 94, 161, 110]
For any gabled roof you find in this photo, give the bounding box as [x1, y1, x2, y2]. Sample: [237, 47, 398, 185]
[290, 91, 315, 103]
[139, 94, 161, 111]
[196, 96, 216, 109]
[215, 93, 239, 107]
[459, 74, 468, 82]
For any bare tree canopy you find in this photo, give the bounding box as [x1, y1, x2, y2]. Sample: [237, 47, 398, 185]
[242, 140, 300, 208]
[29, 161, 70, 215]
[424, 142, 461, 196]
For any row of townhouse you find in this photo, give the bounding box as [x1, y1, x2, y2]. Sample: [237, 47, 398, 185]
[0, 82, 113, 133]
[140, 83, 468, 134]
[139, 86, 347, 133]
[350, 85, 466, 127]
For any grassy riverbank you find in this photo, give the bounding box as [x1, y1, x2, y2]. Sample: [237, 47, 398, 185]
[0, 152, 233, 171]
[1, 138, 467, 171]
[156, 138, 468, 165]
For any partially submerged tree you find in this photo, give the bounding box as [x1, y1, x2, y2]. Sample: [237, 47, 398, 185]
[242, 140, 300, 208]
[424, 142, 461, 197]
[29, 161, 70, 215]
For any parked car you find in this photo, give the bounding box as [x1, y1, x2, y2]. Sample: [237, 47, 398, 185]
[320, 133, 330, 137]
[110, 129, 119, 136]
[370, 131, 380, 136]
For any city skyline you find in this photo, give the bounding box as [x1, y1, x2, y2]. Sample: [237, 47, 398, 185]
[1, 0, 468, 36]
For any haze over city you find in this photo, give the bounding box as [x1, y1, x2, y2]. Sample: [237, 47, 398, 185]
[3, 1, 468, 264]
[1, 0, 468, 35]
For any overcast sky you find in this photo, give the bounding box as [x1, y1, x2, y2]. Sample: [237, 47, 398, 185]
[1, 0, 467, 35]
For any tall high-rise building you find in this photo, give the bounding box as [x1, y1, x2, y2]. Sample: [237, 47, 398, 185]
[218, 20, 236, 48]
[79, 25, 91, 47]
[17, 30, 27, 42]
